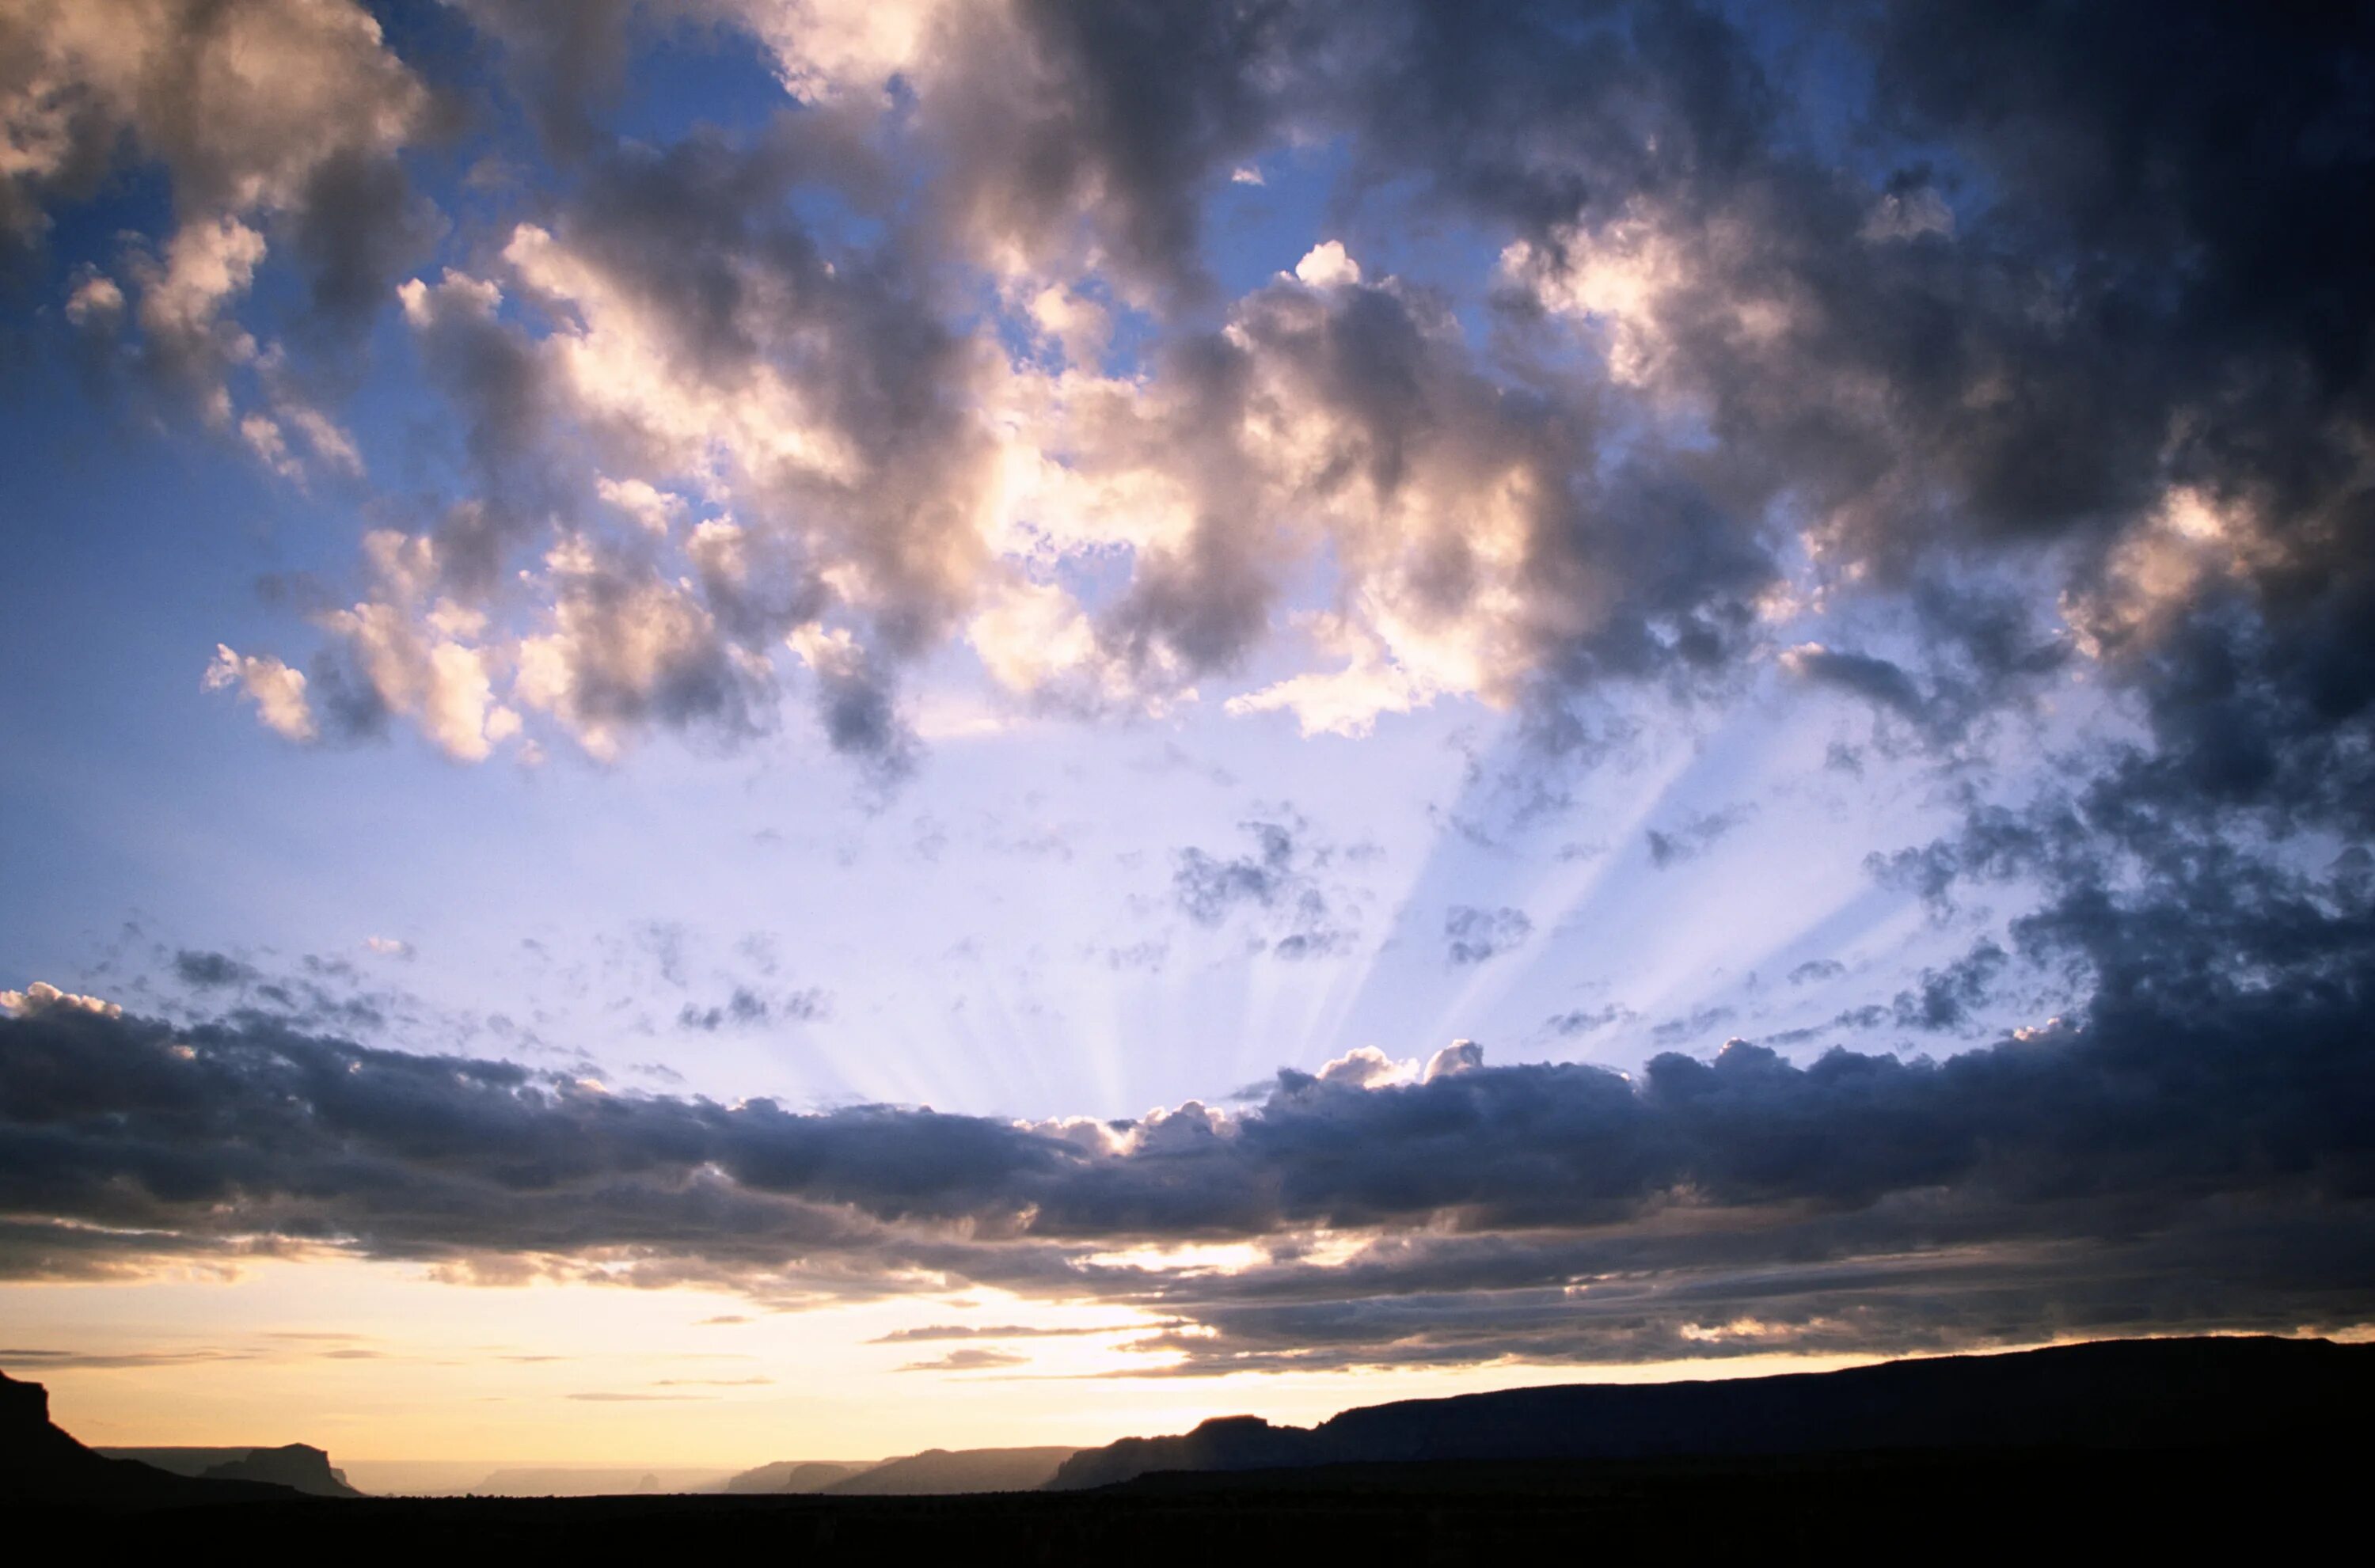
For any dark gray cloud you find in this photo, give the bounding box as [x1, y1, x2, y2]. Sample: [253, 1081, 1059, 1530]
[6, 914, 2373, 1367]
[1890, 940, 2008, 1032]
[173, 950, 257, 989]
[451, 0, 637, 159]
[1648, 1004, 1737, 1044]
[1174, 821, 1298, 924]
[917, 0, 1296, 298]
[677, 987, 828, 1033]
[1645, 806, 1751, 869]
[1544, 1002, 1629, 1038]
[1443, 905, 1530, 965]
[1173, 817, 1353, 958]
[289, 148, 445, 344]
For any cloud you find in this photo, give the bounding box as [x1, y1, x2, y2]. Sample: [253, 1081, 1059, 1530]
[0, 1347, 249, 1370]
[0, 0, 2350, 793]
[1545, 1004, 1631, 1038]
[4, 0, 428, 451]
[677, 987, 828, 1032]
[1443, 905, 1531, 965]
[897, 1347, 1028, 1373]
[1649, 1005, 1738, 1044]
[203, 645, 316, 743]
[1644, 806, 1752, 869]
[4, 936, 2372, 1369]
[1173, 818, 1353, 958]
[172, 951, 258, 989]
[567, 1391, 711, 1402]
[651, 1376, 770, 1388]
[869, 1323, 1134, 1342]
[1891, 940, 2009, 1031]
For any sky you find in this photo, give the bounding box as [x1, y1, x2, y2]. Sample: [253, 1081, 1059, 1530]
[2, 0, 2373, 1471]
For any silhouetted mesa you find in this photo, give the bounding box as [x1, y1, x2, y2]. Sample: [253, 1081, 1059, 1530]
[1049, 1337, 2375, 1489]
[101, 1445, 363, 1497]
[0, 1369, 299, 1509]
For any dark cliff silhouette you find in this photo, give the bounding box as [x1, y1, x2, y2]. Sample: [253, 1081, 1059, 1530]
[0, 1369, 297, 1508]
[11, 1340, 2366, 1550]
[819, 1447, 1081, 1495]
[101, 1445, 363, 1497]
[1050, 1335, 2375, 1488]
[723, 1460, 876, 1494]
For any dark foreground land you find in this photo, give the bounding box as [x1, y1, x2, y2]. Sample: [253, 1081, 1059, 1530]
[20, 1445, 2358, 1559]
[11, 1340, 2368, 1557]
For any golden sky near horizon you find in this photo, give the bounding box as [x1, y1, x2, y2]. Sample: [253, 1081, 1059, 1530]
[8, 1259, 1894, 1471]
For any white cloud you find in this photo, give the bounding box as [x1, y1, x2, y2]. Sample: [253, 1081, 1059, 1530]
[62, 271, 124, 328]
[0, 981, 120, 1019]
[1292, 241, 1362, 289]
[597, 476, 687, 537]
[203, 644, 317, 742]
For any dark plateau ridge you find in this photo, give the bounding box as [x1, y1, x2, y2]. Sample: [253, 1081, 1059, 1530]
[1051, 1334, 2371, 1486]
[8, 1337, 2368, 1552]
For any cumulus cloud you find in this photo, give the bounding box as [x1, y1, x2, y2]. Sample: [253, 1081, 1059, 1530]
[6, 0, 428, 460]
[203, 644, 316, 742]
[0, 0, 2354, 788]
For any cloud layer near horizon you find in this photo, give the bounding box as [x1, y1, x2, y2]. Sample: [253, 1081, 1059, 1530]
[7, 902, 2371, 1372]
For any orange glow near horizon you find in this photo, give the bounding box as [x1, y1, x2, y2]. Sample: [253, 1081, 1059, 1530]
[6, 1258, 1912, 1475]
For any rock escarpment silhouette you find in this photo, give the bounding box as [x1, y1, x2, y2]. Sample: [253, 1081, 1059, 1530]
[820, 1446, 1081, 1494]
[723, 1459, 877, 1493]
[0, 1369, 299, 1508]
[199, 1445, 363, 1496]
[1049, 1336, 2375, 1489]
[101, 1445, 363, 1496]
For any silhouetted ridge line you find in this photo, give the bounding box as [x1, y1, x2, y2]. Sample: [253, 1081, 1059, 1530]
[1048, 1337, 2373, 1490]
[100, 1445, 363, 1497]
[0, 1369, 304, 1508]
[722, 1459, 877, 1494]
[820, 1447, 1081, 1494]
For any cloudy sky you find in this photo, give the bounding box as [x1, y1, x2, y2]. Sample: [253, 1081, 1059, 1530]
[3, 0, 2372, 1466]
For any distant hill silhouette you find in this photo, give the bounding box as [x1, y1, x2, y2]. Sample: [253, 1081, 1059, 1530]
[723, 1459, 878, 1494]
[101, 1445, 362, 1497]
[821, 1446, 1081, 1494]
[0, 1369, 298, 1509]
[1051, 1336, 2374, 1489]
